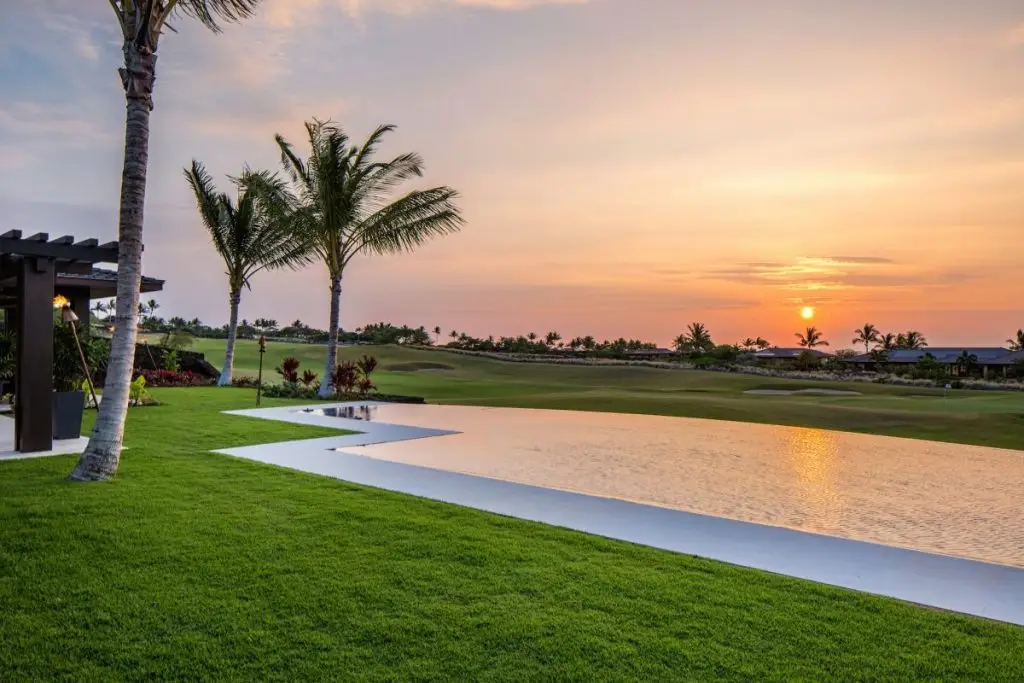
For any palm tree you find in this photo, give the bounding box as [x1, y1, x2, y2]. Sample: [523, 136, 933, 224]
[274, 120, 463, 397]
[739, 337, 757, 352]
[433, 326, 442, 345]
[682, 322, 714, 354]
[878, 332, 898, 351]
[954, 350, 978, 377]
[71, 0, 263, 483]
[545, 331, 562, 348]
[898, 330, 928, 350]
[184, 160, 308, 386]
[754, 337, 771, 351]
[795, 326, 829, 348]
[852, 323, 880, 354]
[1007, 329, 1024, 351]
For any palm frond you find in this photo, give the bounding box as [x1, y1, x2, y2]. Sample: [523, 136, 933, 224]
[169, 0, 262, 33]
[348, 187, 464, 260]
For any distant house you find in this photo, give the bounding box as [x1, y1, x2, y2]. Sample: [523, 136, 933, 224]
[753, 347, 832, 365]
[622, 348, 677, 361]
[845, 347, 1023, 378]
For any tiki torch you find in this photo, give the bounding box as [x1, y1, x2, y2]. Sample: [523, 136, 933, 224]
[257, 335, 267, 405]
[59, 305, 100, 411]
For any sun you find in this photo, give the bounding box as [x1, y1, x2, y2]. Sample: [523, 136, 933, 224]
[800, 306, 815, 320]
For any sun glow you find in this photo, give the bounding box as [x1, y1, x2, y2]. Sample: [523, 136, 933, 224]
[800, 306, 815, 320]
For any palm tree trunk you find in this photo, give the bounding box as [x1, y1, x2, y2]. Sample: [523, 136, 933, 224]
[318, 275, 342, 398]
[218, 288, 242, 387]
[69, 42, 155, 482]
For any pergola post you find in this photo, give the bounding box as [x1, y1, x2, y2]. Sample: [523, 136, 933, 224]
[15, 256, 55, 452]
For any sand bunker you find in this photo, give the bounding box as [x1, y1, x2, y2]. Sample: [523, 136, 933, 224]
[744, 388, 862, 396]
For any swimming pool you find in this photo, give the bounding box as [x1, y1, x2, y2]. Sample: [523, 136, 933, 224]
[323, 403, 1023, 568]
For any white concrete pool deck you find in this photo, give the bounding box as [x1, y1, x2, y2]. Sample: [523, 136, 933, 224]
[215, 402, 1024, 626]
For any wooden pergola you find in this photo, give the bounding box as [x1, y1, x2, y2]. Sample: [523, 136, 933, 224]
[0, 230, 162, 452]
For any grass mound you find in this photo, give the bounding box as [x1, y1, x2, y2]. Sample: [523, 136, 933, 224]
[382, 361, 456, 372]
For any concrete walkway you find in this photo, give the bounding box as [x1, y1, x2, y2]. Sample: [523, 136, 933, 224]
[216, 403, 1024, 626]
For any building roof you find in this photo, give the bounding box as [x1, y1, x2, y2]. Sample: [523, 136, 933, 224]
[847, 347, 1015, 364]
[56, 267, 165, 297]
[754, 347, 832, 359]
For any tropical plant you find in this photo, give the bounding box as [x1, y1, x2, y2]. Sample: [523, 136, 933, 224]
[795, 326, 829, 348]
[1008, 329, 1024, 351]
[271, 120, 463, 397]
[433, 326, 442, 344]
[300, 370, 318, 388]
[162, 349, 180, 372]
[356, 355, 378, 378]
[129, 375, 150, 406]
[71, 0, 265, 483]
[754, 337, 771, 351]
[545, 331, 562, 348]
[331, 362, 360, 397]
[185, 161, 308, 386]
[276, 357, 300, 384]
[53, 320, 95, 393]
[852, 323, 880, 354]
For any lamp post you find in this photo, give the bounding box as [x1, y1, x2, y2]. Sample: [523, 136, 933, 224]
[59, 306, 100, 411]
[257, 335, 266, 405]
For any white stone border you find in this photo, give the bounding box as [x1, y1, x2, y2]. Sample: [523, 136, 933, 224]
[215, 403, 1024, 626]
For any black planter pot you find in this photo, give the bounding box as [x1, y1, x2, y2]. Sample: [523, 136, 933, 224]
[53, 390, 85, 440]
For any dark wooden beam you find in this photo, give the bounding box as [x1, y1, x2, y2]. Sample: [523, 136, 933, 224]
[15, 257, 55, 452]
[73, 238, 98, 248]
[0, 230, 22, 240]
[55, 262, 95, 275]
[49, 235, 74, 245]
[0, 238, 118, 265]
[25, 232, 49, 242]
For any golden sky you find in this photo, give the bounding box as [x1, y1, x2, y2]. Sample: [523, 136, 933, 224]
[1, 0, 1022, 346]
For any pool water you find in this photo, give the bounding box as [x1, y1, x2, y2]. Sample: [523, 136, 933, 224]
[331, 404, 1024, 567]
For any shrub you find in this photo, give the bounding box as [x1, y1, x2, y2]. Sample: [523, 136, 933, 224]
[357, 377, 376, 396]
[262, 383, 318, 400]
[300, 369, 318, 388]
[163, 349, 180, 372]
[129, 375, 154, 405]
[332, 362, 359, 397]
[230, 376, 260, 388]
[276, 357, 300, 383]
[357, 355, 378, 377]
[139, 369, 212, 387]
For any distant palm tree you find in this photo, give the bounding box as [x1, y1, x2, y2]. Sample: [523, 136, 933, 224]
[433, 326, 442, 344]
[852, 323, 880, 354]
[878, 332, 898, 351]
[682, 322, 714, 354]
[954, 351, 978, 376]
[898, 330, 928, 350]
[273, 120, 463, 397]
[545, 331, 561, 348]
[754, 337, 772, 350]
[527, 332, 538, 343]
[71, 0, 265, 485]
[672, 333, 691, 354]
[184, 160, 308, 385]
[1007, 329, 1024, 351]
[739, 337, 757, 352]
[796, 326, 829, 348]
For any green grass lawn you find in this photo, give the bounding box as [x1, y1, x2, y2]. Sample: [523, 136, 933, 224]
[181, 337, 1024, 450]
[1, 387, 1021, 680]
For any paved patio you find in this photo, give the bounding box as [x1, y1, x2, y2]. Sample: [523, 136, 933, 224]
[0, 414, 87, 461]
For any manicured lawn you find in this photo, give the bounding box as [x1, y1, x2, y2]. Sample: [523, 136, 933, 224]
[0, 387, 1020, 680]
[183, 338, 1024, 449]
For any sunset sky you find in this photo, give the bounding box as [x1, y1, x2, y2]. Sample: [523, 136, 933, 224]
[1, 0, 1022, 347]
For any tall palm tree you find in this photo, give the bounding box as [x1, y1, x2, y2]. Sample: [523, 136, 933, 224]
[545, 331, 562, 348]
[274, 120, 463, 397]
[852, 323, 880, 354]
[954, 350, 978, 377]
[433, 326, 442, 345]
[184, 160, 309, 386]
[795, 326, 829, 348]
[71, 0, 264, 483]
[754, 337, 771, 350]
[739, 337, 757, 352]
[1007, 329, 1024, 351]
